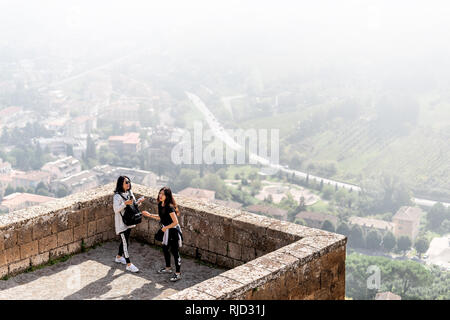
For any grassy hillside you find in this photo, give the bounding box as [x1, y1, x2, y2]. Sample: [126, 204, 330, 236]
[235, 92, 450, 201]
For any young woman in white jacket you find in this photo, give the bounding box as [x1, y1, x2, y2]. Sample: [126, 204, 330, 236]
[113, 176, 144, 273]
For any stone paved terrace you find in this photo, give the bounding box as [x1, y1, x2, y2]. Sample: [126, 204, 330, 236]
[0, 183, 347, 300]
[0, 241, 224, 300]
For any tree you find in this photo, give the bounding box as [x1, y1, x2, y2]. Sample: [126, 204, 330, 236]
[297, 196, 306, 212]
[172, 169, 200, 192]
[397, 236, 412, 254]
[85, 134, 96, 160]
[322, 185, 334, 200]
[390, 260, 432, 297]
[365, 230, 382, 250]
[427, 203, 448, 230]
[200, 173, 231, 200]
[294, 218, 307, 226]
[382, 232, 396, 252]
[414, 237, 429, 258]
[321, 220, 335, 232]
[349, 225, 364, 248]
[336, 222, 350, 237]
[56, 186, 69, 198]
[440, 219, 450, 234]
[358, 173, 412, 215]
[346, 253, 433, 300]
[5, 185, 14, 196]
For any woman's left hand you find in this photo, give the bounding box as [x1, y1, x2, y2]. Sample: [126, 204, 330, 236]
[161, 226, 168, 232]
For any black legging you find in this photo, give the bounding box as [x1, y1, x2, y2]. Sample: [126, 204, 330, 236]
[163, 238, 181, 273]
[118, 228, 131, 264]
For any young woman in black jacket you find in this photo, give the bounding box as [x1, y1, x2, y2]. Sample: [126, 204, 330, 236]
[144, 187, 183, 282]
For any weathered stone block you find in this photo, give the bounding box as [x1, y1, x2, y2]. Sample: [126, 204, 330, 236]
[0, 250, 6, 266]
[96, 217, 108, 233]
[216, 254, 234, 269]
[198, 249, 217, 265]
[31, 252, 49, 266]
[179, 245, 196, 258]
[208, 237, 227, 256]
[102, 230, 116, 241]
[227, 242, 242, 260]
[5, 246, 21, 264]
[68, 210, 84, 228]
[49, 246, 68, 259]
[87, 221, 97, 236]
[233, 260, 244, 268]
[136, 219, 149, 234]
[8, 258, 30, 275]
[193, 234, 209, 251]
[3, 230, 17, 249]
[39, 234, 57, 253]
[68, 241, 82, 255]
[241, 246, 256, 262]
[73, 224, 87, 241]
[181, 230, 193, 245]
[0, 265, 7, 278]
[167, 288, 216, 300]
[190, 275, 244, 299]
[104, 215, 114, 229]
[0, 235, 4, 251]
[221, 263, 272, 288]
[57, 229, 73, 247]
[17, 227, 33, 245]
[84, 234, 102, 248]
[20, 240, 39, 259]
[54, 214, 69, 232]
[32, 220, 52, 240]
[84, 208, 96, 222]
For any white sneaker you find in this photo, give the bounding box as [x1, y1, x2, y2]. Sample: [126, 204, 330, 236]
[126, 264, 139, 273]
[115, 256, 127, 264]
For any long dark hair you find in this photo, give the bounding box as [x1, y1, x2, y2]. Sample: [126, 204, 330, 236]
[158, 187, 180, 216]
[114, 176, 131, 193]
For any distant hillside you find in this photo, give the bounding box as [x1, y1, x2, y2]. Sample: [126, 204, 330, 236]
[234, 92, 450, 202]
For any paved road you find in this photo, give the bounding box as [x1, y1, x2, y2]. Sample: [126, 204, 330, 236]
[186, 91, 450, 208]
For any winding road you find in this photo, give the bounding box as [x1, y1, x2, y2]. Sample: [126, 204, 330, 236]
[186, 91, 450, 209]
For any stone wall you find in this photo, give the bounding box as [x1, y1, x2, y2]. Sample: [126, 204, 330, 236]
[0, 184, 117, 278]
[131, 185, 347, 300]
[0, 183, 347, 300]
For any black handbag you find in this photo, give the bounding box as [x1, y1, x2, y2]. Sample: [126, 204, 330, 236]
[155, 228, 164, 242]
[118, 192, 142, 226]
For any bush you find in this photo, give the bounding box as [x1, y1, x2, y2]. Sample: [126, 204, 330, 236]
[321, 220, 335, 232]
[321, 185, 334, 200]
[397, 235, 412, 253]
[382, 232, 396, 252]
[414, 237, 430, 258]
[336, 222, 350, 237]
[365, 230, 382, 250]
[349, 225, 365, 248]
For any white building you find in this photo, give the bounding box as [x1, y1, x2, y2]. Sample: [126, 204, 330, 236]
[41, 156, 82, 180]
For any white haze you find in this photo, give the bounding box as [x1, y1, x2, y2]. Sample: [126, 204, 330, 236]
[0, 0, 449, 87]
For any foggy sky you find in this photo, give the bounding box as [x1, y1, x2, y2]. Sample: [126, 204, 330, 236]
[0, 0, 449, 85]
